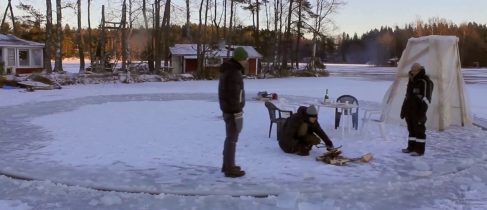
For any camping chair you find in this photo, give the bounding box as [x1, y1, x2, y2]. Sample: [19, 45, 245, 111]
[264, 101, 293, 138]
[335, 95, 359, 130]
[360, 108, 388, 140]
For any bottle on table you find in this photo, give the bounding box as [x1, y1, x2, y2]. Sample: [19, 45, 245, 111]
[324, 89, 329, 103]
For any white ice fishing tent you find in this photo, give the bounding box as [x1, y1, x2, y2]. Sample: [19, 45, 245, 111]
[381, 35, 472, 131]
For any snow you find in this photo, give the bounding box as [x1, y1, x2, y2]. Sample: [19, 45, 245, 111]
[0, 200, 31, 210]
[1, 64, 487, 209]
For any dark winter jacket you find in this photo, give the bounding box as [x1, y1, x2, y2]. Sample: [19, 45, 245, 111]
[218, 58, 246, 114]
[400, 68, 429, 122]
[278, 106, 334, 153]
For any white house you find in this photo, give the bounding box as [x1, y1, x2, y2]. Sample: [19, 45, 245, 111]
[0, 34, 44, 74]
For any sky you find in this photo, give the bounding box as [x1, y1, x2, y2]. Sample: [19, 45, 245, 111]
[5, 0, 487, 36]
[333, 0, 487, 35]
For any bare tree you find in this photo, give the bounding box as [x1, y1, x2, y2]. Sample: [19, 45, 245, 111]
[87, 0, 94, 70]
[263, 0, 270, 31]
[121, 0, 128, 71]
[77, 0, 85, 73]
[185, 0, 191, 39]
[281, 0, 294, 69]
[271, 0, 286, 70]
[294, 0, 314, 68]
[272, 0, 280, 67]
[142, 0, 154, 72]
[225, 0, 236, 57]
[255, 0, 260, 47]
[196, 0, 205, 74]
[15, 3, 44, 29]
[243, 2, 258, 45]
[222, 0, 227, 39]
[212, 0, 221, 39]
[294, 0, 303, 68]
[161, 0, 171, 67]
[1, 0, 16, 34]
[54, 0, 63, 72]
[154, 0, 161, 72]
[44, 0, 53, 73]
[310, 0, 344, 70]
[95, 5, 107, 73]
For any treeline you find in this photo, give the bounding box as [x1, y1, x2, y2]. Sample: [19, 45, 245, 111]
[1, 0, 346, 76]
[2, 1, 486, 73]
[339, 19, 487, 67]
[9, 19, 487, 69]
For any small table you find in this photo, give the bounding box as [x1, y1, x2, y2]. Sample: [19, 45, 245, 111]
[319, 101, 359, 138]
[320, 101, 358, 109]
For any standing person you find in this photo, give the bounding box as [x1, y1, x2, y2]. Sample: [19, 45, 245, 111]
[278, 105, 335, 156]
[218, 47, 248, 178]
[400, 63, 433, 156]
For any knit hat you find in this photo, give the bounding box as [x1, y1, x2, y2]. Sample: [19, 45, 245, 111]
[233, 47, 248, 61]
[409, 63, 423, 77]
[306, 105, 318, 117]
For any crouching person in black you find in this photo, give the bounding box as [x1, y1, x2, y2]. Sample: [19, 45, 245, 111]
[278, 105, 334, 156]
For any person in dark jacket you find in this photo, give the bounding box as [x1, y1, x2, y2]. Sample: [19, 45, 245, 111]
[400, 63, 431, 156]
[218, 47, 248, 177]
[278, 105, 335, 156]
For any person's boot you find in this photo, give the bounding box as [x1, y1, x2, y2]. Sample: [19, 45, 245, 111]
[402, 138, 416, 153]
[296, 145, 311, 156]
[411, 140, 425, 156]
[222, 141, 245, 177]
[297, 150, 310, 156]
[221, 140, 238, 172]
[223, 166, 246, 178]
[221, 164, 241, 172]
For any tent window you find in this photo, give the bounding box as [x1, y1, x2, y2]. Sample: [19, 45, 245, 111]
[19, 49, 30, 66]
[32, 49, 42, 66]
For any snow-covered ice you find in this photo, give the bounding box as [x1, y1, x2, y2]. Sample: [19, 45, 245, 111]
[1, 64, 487, 209]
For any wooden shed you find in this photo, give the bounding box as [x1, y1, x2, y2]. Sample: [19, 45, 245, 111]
[169, 44, 263, 75]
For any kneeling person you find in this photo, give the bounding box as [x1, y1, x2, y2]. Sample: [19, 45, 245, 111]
[278, 105, 334, 156]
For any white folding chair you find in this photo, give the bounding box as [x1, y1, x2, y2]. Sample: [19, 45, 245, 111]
[360, 108, 388, 140]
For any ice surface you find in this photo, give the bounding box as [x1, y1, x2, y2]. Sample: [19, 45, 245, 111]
[412, 160, 431, 171]
[276, 192, 299, 208]
[0, 64, 487, 209]
[0, 200, 31, 210]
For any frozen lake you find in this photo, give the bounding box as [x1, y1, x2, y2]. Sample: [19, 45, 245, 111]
[1, 64, 486, 210]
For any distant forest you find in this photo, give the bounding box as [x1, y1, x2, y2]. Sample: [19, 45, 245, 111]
[338, 20, 487, 67]
[3, 13, 487, 68]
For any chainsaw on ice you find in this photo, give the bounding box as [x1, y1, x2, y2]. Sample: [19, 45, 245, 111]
[315, 146, 373, 166]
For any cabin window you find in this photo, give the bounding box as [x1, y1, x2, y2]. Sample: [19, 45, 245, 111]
[7, 48, 15, 66]
[32, 49, 42, 66]
[19, 49, 30, 66]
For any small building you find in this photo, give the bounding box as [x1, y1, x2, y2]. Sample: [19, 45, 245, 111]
[169, 44, 263, 75]
[0, 34, 44, 74]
